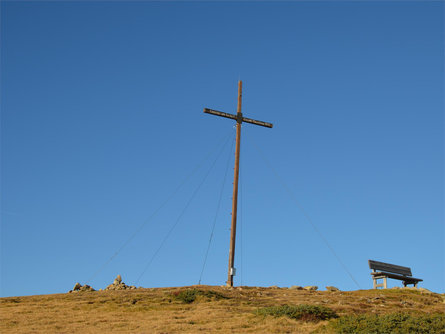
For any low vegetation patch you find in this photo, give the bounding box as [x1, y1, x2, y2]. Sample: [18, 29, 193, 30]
[327, 313, 445, 334]
[256, 304, 338, 322]
[2, 287, 443, 333]
[172, 289, 228, 303]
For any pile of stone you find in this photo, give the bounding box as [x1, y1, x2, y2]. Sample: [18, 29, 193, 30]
[69, 282, 95, 293]
[105, 275, 137, 291]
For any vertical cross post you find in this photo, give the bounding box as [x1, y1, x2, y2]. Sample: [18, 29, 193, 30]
[203, 81, 272, 287]
[227, 80, 243, 287]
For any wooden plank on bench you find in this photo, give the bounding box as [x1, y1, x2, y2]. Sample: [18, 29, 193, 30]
[368, 260, 412, 276]
[371, 272, 423, 283]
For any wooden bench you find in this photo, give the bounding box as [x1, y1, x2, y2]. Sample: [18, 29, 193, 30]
[368, 260, 422, 289]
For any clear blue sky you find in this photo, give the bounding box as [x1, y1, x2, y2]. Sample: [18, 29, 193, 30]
[1, 1, 443, 297]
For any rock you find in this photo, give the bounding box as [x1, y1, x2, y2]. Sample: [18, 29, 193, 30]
[303, 286, 318, 291]
[326, 286, 339, 292]
[105, 275, 138, 291]
[113, 275, 123, 285]
[80, 284, 95, 292]
[70, 283, 95, 293]
[269, 285, 279, 289]
[289, 285, 303, 290]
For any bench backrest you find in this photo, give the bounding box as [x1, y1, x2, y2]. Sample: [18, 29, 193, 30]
[368, 260, 412, 276]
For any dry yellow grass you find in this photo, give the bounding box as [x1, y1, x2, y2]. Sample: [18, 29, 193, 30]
[1, 285, 444, 333]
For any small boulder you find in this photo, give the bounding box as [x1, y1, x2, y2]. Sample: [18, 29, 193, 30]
[289, 285, 303, 290]
[70, 283, 95, 293]
[326, 286, 340, 292]
[113, 275, 122, 285]
[79, 284, 95, 292]
[303, 286, 318, 291]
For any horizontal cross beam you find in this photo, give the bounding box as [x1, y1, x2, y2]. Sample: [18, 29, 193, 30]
[204, 108, 237, 121]
[242, 117, 273, 128]
[204, 108, 273, 128]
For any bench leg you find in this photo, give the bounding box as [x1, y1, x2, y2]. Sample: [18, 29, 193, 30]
[372, 277, 386, 289]
[414, 282, 418, 288]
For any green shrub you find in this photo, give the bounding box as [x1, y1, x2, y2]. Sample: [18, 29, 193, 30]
[328, 313, 445, 334]
[198, 289, 228, 300]
[256, 304, 338, 322]
[172, 289, 228, 304]
[173, 290, 198, 303]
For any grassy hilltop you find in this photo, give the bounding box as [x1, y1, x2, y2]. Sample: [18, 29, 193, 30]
[1, 285, 444, 333]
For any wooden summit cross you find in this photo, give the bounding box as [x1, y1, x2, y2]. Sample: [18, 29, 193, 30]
[204, 80, 273, 287]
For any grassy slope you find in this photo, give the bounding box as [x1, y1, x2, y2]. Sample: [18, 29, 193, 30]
[1, 286, 444, 333]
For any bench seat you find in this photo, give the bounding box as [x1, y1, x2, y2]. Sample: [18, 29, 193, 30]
[371, 271, 423, 285]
